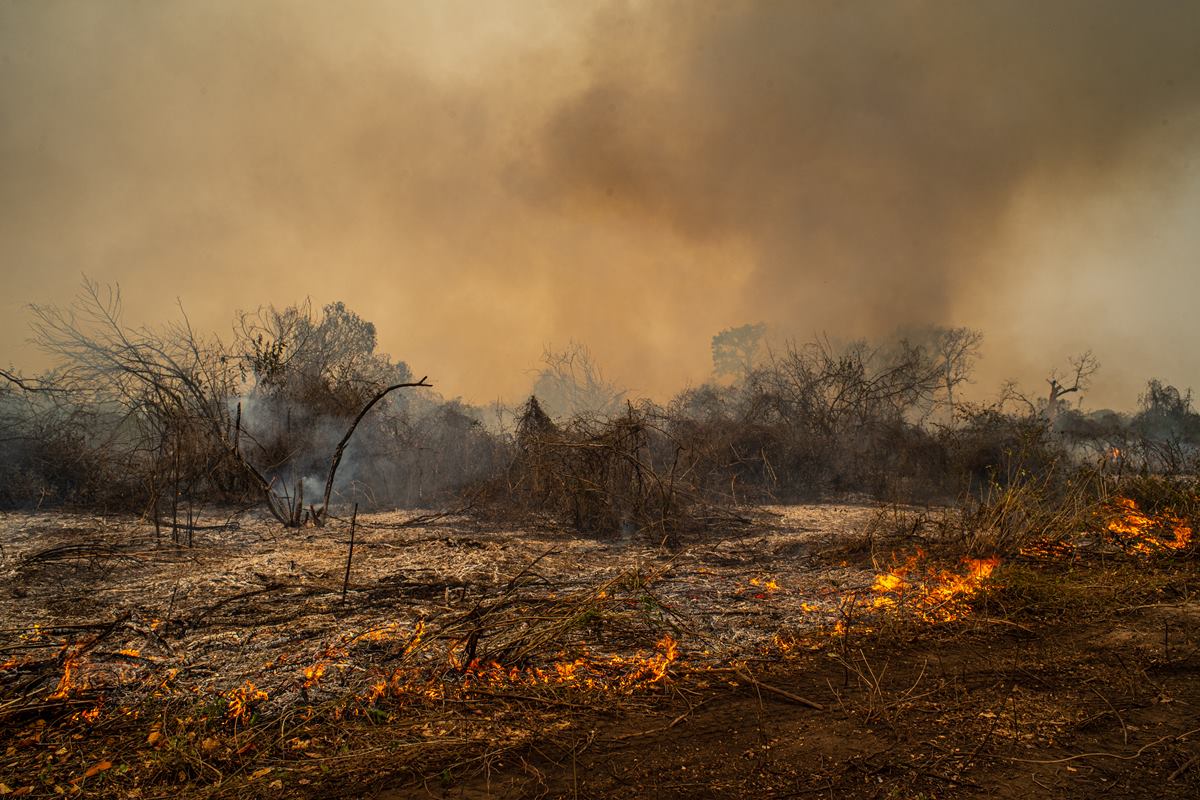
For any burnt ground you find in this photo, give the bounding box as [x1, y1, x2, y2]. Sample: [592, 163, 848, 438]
[411, 598, 1200, 800]
[0, 505, 1197, 799]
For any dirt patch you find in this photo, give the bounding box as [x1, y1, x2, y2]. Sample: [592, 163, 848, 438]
[397, 601, 1200, 800]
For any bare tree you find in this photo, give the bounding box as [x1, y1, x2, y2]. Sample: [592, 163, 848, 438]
[0, 369, 63, 393]
[1045, 351, 1099, 424]
[930, 327, 983, 419]
[761, 335, 944, 436]
[531, 342, 626, 420]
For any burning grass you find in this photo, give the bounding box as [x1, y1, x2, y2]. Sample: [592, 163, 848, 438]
[868, 551, 1002, 624]
[1106, 496, 1194, 554]
[1, 490, 1197, 798]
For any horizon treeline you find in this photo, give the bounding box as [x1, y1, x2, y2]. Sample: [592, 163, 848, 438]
[2, 282, 1198, 516]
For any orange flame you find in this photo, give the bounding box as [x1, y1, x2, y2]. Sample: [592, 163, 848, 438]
[1106, 497, 1192, 554]
[302, 662, 326, 689]
[0, 657, 28, 672]
[49, 647, 85, 700]
[426, 635, 681, 699]
[1018, 537, 1076, 561]
[749, 576, 781, 593]
[223, 681, 268, 723]
[869, 552, 1000, 623]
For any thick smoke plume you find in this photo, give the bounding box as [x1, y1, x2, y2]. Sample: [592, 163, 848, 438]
[2, 2, 1199, 406]
[544, 1, 1200, 321]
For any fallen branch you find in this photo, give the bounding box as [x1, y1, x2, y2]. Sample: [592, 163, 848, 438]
[734, 668, 825, 710]
[1007, 727, 1200, 765]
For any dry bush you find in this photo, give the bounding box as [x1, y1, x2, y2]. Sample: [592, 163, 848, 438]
[479, 397, 751, 541]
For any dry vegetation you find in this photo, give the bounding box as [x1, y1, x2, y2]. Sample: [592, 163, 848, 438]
[2, 287, 1200, 798]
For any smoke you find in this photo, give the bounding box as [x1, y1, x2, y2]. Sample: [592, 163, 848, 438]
[2, 2, 1199, 408]
[538, 1, 1200, 333]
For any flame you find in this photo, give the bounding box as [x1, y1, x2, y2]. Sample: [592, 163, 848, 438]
[301, 643, 351, 690]
[49, 647, 85, 700]
[223, 682, 268, 723]
[749, 577, 780, 592]
[392, 634, 681, 702]
[302, 662, 326, 689]
[869, 552, 1000, 623]
[404, 621, 426, 656]
[357, 623, 399, 643]
[1106, 497, 1192, 554]
[71, 705, 103, 724]
[362, 680, 388, 705]
[1018, 537, 1076, 561]
[642, 634, 679, 684]
[0, 657, 28, 672]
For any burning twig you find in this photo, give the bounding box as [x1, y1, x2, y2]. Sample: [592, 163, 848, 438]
[1105, 497, 1193, 554]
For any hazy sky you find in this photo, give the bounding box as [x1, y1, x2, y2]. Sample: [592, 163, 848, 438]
[2, 1, 1199, 409]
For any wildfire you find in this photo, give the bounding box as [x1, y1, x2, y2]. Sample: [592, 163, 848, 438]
[223, 681, 268, 724]
[302, 662, 326, 688]
[749, 577, 781, 593]
[361, 634, 682, 706]
[869, 552, 1000, 623]
[1106, 497, 1192, 554]
[48, 646, 85, 700]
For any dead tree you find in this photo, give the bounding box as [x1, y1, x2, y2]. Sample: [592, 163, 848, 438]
[1045, 351, 1099, 425]
[310, 377, 431, 526]
[929, 327, 983, 420]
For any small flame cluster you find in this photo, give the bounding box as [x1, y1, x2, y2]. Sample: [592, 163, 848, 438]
[359, 634, 679, 707]
[462, 634, 679, 693]
[48, 646, 86, 700]
[869, 552, 1000, 623]
[748, 576, 780, 597]
[1105, 497, 1192, 554]
[302, 644, 347, 689]
[223, 681, 268, 724]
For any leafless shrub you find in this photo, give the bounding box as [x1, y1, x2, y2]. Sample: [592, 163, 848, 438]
[529, 342, 626, 420]
[480, 397, 752, 542]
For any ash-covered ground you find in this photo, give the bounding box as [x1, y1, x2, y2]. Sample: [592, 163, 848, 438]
[0, 504, 888, 707]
